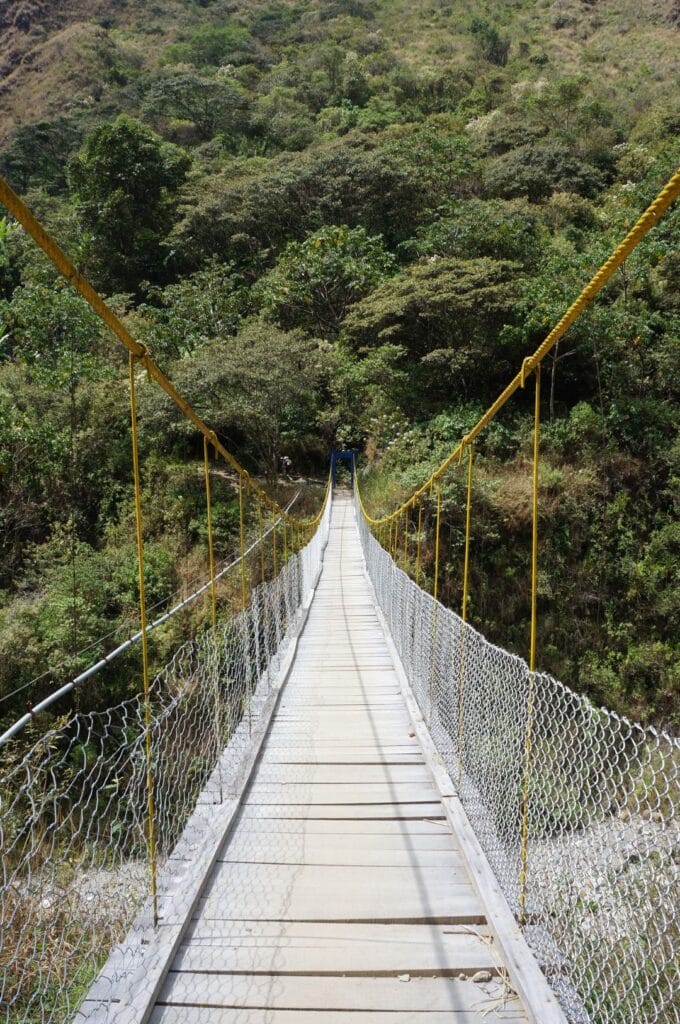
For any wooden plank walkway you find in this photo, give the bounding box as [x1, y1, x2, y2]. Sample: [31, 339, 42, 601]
[151, 494, 530, 1023]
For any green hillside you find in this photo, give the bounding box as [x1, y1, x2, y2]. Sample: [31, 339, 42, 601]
[0, 0, 678, 732]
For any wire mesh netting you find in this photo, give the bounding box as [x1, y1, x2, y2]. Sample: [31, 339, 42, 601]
[0, 494, 331, 1024]
[356, 495, 679, 1024]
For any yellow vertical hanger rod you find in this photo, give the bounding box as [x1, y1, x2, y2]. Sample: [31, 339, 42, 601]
[128, 351, 158, 928]
[433, 480, 442, 603]
[239, 476, 247, 610]
[519, 364, 541, 924]
[203, 435, 217, 629]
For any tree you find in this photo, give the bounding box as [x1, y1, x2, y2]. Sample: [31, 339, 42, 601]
[258, 224, 397, 337]
[341, 257, 523, 414]
[483, 142, 603, 202]
[469, 18, 510, 67]
[163, 25, 257, 67]
[140, 259, 250, 361]
[0, 118, 83, 195]
[69, 116, 190, 294]
[172, 136, 432, 269]
[252, 87, 318, 151]
[404, 198, 543, 267]
[1, 281, 103, 386]
[385, 122, 479, 208]
[142, 70, 250, 142]
[0, 217, 21, 301]
[141, 320, 327, 475]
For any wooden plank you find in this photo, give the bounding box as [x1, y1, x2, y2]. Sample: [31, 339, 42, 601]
[204, 860, 471, 893]
[236, 802, 446, 820]
[251, 764, 433, 784]
[183, 917, 489, 946]
[157, 973, 522, 1014]
[228, 817, 454, 837]
[259, 748, 425, 764]
[269, 719, 414, 731]
[171, 925, 497, 975]
[219, 833, 457, 862]
[151, 1011, 526, 1024]
[245, 783, 441, 804]
[263, 731, 419, 743]
[278, 698, 405, 708]
[218, 845, 461, 868]
[286, 671, 398, 679]
[188, 862, 483, 923]
[265, 730, 418, 743]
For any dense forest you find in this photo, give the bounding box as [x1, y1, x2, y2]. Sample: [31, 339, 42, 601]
[0, 0, 678, 735]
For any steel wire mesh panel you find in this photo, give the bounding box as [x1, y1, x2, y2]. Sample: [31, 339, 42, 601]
[0, 496, 331, 1024]
[356, 497, 679, 1024]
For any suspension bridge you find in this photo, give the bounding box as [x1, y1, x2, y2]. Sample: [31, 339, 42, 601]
[0, 171, 679, 1024]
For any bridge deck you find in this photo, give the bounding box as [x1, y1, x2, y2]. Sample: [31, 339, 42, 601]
[151, 494, 529, 1023]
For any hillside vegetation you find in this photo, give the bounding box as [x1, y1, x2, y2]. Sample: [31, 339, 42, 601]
[0, 0, 678, 733]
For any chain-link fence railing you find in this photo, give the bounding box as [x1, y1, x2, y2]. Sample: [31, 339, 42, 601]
[356, 494, 679, 1024]
[0, 492, 331, 1024]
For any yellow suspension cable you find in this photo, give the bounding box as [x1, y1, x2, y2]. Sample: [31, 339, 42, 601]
[283, 517, 288, 563]
[354, 167, 680, 528]
[203, 436, 217, 629]
[239, 476, 247, 610]
[128, 351, 158, 928]
[0, 175, 327, 533]
[519, 365, 541, 924]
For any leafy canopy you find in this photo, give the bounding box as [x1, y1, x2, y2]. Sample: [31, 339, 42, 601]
[69, 115, 190, 294]
[258, 224, 397, 337]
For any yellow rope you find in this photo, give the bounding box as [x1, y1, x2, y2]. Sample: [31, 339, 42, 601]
[355, 167, 680, 527]
[203, 436, 217, 629]
[128, 352, 158, 928]
[0, 175, 326, 532]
